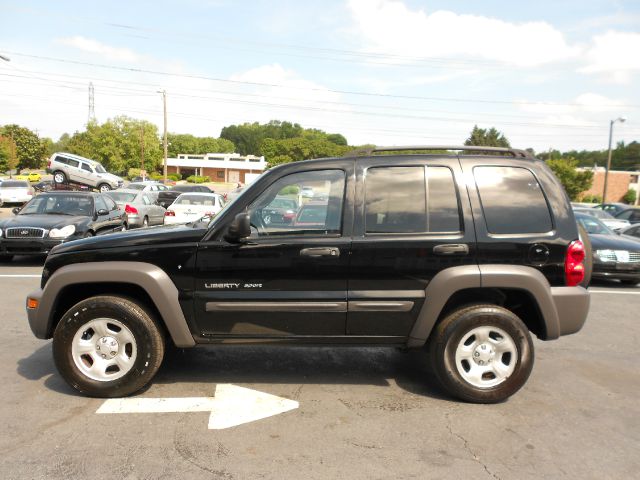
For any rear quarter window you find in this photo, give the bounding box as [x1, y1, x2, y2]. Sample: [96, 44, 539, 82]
[474, 166, 552, 234]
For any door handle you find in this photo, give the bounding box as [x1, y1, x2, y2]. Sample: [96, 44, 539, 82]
[433, 244, 469, 255]
[300, 247, 340, 258]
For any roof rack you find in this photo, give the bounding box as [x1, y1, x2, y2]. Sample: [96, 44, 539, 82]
[345, 145, 534, 159]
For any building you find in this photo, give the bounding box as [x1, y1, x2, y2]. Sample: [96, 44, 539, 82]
[579, 167, 640, 205]
[166, 153, 267, 184]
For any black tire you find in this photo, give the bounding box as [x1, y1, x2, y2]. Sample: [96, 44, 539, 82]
[98, 183, 111, 192]
[52, 295, 165, 397]
[427, 304, 534, 404]
[620, 279, 639, 286]
[53, 170, 67, 184]
[577, 224, 592, 288]
[143, 216, 149, 228]
[84, 231, 94, 238]
[0, 255, 14, 262]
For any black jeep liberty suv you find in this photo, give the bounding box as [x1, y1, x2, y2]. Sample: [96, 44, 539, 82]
[26, 146, 590, 403]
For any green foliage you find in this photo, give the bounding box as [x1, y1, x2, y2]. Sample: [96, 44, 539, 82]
[127, 168, 143, 180]
[580, 194, 602, 203]
[260, 136, 350, 167]
[0, 135, 18, 173]
[167, 134, 235, 157]
[539, 141, 640, 171]
[64, 117, 162, 174]
[623, 189, 637, 204]
[221, 120, 305, 155]
[546, 157, 594, 200]
[326, 133, 348, 146]
[186, 175, 210, 183]
[0, 124, 46, 169]
[168, 173, 181, 181]
[464, 125, 511, 148]
[279, 185, 300, 195]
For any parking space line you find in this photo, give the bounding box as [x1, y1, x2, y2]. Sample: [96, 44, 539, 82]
[589, 289, 640, 295]
[0, 274, 41, 278]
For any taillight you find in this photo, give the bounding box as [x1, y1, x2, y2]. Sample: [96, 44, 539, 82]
[165, 210, 175, 216]
[125, 204, 138, 214]
[565, 240, 585, 286]
[47, 160, 51, 169]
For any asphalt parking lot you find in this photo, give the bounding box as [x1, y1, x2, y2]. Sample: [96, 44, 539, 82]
[1, 210, 639, 479]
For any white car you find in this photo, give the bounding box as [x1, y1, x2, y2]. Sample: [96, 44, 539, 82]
[301, 186, 314, 198]
[164, 192, 225, 225]
[0, 180, 34, 206]
[574, 207, 630, 232]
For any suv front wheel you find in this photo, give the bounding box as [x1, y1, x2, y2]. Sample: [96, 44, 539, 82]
[427, 304, 534, 403]
[53, 171, 67, 184]
[98, 183, 111, 192]
[52, 295, 165, 397]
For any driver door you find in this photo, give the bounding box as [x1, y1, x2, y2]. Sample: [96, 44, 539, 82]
[194, 167, 353, 337]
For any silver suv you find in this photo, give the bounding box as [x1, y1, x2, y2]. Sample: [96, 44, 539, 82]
[47, 152, 124, 192]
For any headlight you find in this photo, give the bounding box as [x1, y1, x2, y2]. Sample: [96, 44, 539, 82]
[49, 225, 76, 239]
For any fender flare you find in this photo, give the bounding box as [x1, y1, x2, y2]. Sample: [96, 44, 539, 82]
[26, 261, 195, 347]
[407, 264, 561, 347]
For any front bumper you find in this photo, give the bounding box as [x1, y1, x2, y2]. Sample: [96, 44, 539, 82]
[593, 261, 640, 281]
[551, 286, 590, 337]
[26, 289, 46, 338]
[0, 238, 64, 256]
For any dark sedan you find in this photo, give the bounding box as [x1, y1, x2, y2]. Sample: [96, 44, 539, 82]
[615, 207, 640, 225]
[0, 192, 126, 261]
[575, 212, 640, 285]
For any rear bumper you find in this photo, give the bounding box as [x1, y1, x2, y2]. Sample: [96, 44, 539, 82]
[551, 286, 590, 337]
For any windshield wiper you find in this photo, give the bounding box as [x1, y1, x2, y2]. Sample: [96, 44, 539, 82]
[46, 211, 74, 216]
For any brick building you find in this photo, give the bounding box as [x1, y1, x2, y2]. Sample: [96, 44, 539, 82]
[579, 167, 640, 205]
[166, 153, 267, 184]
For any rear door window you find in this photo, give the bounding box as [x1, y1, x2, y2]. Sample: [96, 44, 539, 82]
[474, 166, 552, 234]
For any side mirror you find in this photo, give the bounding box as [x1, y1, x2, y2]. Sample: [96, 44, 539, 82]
[12, 207, 21, 215]
[97, 208, 109, 216]
[224, 213, 251, 242]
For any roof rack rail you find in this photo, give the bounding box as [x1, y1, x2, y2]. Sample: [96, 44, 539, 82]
[345, 145, 534, 159]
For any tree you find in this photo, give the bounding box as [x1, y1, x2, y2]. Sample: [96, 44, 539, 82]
[623, 189, 637, 205]
[546, 157, 594, 200]
[464, 125, 511, 148]
[0, 135, 18, 174]
[167, 134, 235, 156]
[65, 117, 162, 174]
[260, 136, 350, 166]
[0, 124, 46, 169]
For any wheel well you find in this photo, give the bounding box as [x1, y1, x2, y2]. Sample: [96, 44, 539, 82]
[438, 288, 547, 339]
[50, 282, 171, 342]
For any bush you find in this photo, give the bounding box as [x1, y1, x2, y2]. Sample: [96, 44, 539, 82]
[623, 189, 637, 204]
[580, 194, 602, 203]
[186, 175, 210, 184]
[148, 172, 163, 180]
[127, 168, 142, 180]
[279, 185, 300, 195]
[168, 173, 181, 181]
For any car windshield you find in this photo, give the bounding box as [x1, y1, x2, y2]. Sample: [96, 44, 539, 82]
[575, 209, 614, 220]
[173, 185, 197, 192]
[0, 181, 29, 188]
[20, 194, 94, 216]
[127, 184, 145, 190]
[106, 192, 137, 203]
[94, 164, 107, 173]
[175, 194, 217, 206]
[576, 215, 614, 235]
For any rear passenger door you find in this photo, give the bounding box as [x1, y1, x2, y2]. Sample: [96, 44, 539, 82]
[348, 156, 476, 338]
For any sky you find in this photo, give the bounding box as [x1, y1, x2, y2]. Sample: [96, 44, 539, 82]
[1, 0, 640, 153]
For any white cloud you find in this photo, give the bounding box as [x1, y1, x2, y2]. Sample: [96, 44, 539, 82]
[580, 31, 640, 83]
[57, 36, 142, 63]
[346, 0, 580, 67]
[517, 93, 626, 116]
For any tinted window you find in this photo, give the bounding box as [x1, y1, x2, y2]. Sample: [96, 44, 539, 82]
[54, 155, 68, 165]
[0, 181, 29, 188]
[67, 159, 80, 168]
[249, 170, 345, 236]
[81, 163, 93, 172]
[175, 194, 217, 206]
[128, 184, 145, 191]
[474, 166, 552, 234]
[104, 196, 117, 211]
[364, 166, 460, 234]
[106, 192, 137, 203]
[142, 194, 152, 205]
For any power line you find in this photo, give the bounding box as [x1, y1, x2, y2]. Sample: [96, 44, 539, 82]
[5, 51, 640, 109]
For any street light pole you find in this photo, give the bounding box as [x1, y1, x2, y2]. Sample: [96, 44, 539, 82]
[602, 117, 626, 203]
[157, 90, 168, 182]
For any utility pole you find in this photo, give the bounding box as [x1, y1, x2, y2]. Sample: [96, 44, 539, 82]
[9, 131, 16, 179]
[603, 117, 626, 203]
[140, 124, 145, 178]
[88, 82, 95, 124]
[157, 90, 168, 182]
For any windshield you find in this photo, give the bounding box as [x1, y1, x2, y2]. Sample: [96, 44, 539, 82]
[576, 215, 614, 235]
[127, 184, 145, 191]
[106, 192, 137, 203]
[95, 164, 107, 173]
[579, 209, 613, 219]
[175, 194, 217, 206]
[20, 194, 94, 216]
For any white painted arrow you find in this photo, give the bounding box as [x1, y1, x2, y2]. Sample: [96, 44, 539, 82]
[96, 383, 299, 429]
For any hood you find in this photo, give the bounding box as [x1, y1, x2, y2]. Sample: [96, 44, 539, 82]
[0, 214, 89, 231]
[50, 223, 207, 254]
[589, 233, 640, 251]
[98, 172, 123, 183]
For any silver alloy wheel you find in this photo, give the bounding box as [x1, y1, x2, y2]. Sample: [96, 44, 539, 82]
[54, 172, 65, 183]
[99, 184, 110, 192]
[71, 318, 137, 382]
[454, 325, 517, 388]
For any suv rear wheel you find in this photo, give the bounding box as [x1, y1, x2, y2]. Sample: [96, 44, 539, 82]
[98, 183, 111, 192]
[52, 295, 165, 397]
[427, 304, 534, 403]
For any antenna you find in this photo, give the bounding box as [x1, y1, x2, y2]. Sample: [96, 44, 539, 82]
[88, 82, 95, 123]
